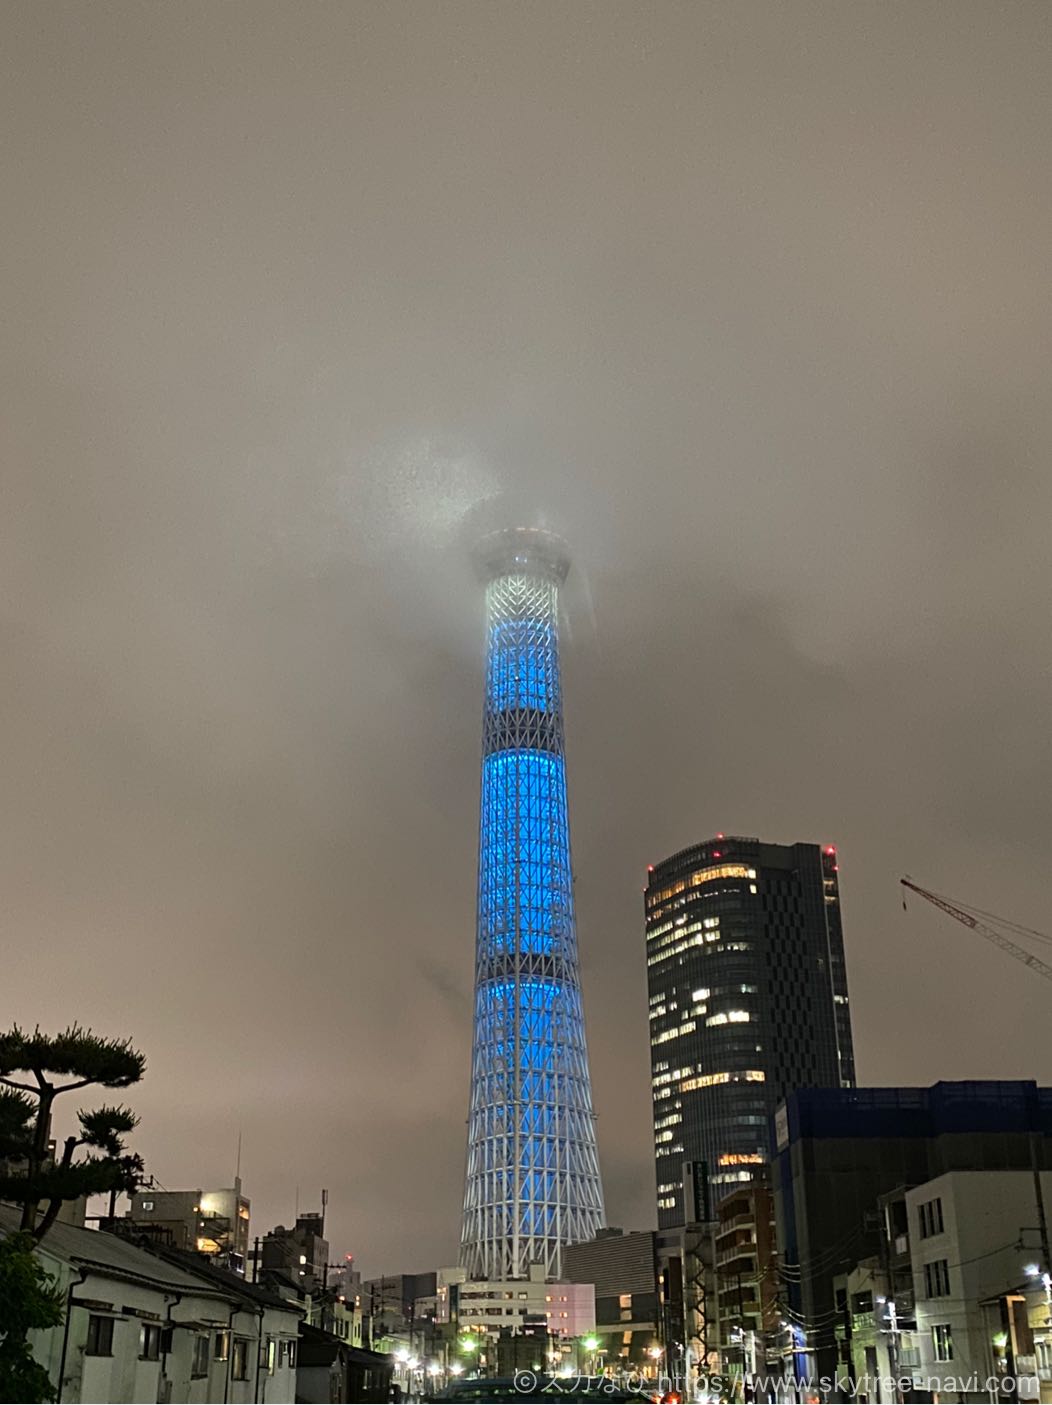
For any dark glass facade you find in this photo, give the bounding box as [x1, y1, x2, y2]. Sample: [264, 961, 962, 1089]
[645, 836, 855, 1227]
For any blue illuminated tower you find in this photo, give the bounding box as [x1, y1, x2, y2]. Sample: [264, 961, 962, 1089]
[460, 524, 605, 1281]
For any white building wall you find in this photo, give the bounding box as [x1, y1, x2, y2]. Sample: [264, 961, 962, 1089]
[906, 1170, 1052, 1400]
[22, 1240, 300, 1403]
[449, 1274, 596, 1337]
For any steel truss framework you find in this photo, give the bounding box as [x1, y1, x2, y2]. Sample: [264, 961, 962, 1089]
[461, 564, 605, 1280]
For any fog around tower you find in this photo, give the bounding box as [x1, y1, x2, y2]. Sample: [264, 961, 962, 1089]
[3, 0, 1051, 1274]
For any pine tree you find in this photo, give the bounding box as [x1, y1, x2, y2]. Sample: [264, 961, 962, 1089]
[0, 1025, 145, 1241]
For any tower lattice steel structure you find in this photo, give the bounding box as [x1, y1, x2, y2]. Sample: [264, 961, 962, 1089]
[460, 525, 605, 1281]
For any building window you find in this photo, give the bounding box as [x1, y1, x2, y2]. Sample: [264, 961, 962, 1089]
[141, 1200, 155, 1212]
[232, 1339, 250, 1381]
[139, 1323, 162, 1361]
[919, 1197, 944, 1238]
[266, 1338, 277, 1375]
[932, 1324, 953, 1362]
[923, 1259, 950, 1298]
[85, 1315, 114, 1357]
[191, 1335, 210, 1379]
[214, 1331, 230, 1362]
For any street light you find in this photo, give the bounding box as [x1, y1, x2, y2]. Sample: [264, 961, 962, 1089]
[1025, 1266, 1052, 1328]
[393, 1347, 412, 1398]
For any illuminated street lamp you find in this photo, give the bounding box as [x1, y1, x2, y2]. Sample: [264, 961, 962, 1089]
[393, 1347, 412, 1397]
[580, 1335, 601, 1375]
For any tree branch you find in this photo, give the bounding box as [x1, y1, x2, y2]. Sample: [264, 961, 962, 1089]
[32, 1197, 64, 1243]
[0, 1076, 36, 1093]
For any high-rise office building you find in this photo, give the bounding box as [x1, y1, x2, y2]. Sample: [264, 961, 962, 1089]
[460, 524, 605, 1281]
[645, 836, 854, 1227]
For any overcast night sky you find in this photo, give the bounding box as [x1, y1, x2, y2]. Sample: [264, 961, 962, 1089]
[3, 1, 1052, 1276]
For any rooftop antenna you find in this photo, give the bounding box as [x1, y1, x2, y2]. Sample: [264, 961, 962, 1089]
[235, 1129, 242, 1183]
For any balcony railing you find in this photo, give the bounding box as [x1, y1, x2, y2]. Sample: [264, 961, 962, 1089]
[716, 1214, 756, 1237]
[717, 1245, 758, 1269]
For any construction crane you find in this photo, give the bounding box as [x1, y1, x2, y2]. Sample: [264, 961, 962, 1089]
[901, 877, 1052, 1285]
[900, 877, 1052, 984]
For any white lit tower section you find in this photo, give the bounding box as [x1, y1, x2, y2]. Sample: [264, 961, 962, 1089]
[460, 526, 605, 1281]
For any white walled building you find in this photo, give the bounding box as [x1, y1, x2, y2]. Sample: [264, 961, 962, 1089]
[437, 1264, 596, 1338]
[905, 1170, 1052, 1402]
[2, 1207, 300, 1404]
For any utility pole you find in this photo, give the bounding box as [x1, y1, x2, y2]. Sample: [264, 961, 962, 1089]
[877, 1202, 900, 1405]
[737, 1272, 746, 1402]
[1030, 1132, 1051, 1278]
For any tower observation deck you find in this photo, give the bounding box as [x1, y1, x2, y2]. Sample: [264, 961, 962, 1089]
[460, 524, 605, 1280]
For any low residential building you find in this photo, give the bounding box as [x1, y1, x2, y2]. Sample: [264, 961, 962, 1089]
[655, 1219, 719, 1384]
[320, 1291, 365, 1347]
[772, 1079, 1052, 1387]
[329, 1254, 362, 1304]
[2, 1205, 299, 1404]
[906, 1170, 1052, 1402]
[835, 1256, 896, 1392]
[262, 1211, 329, 1295]
[296, 1322, 392, 1403]
[712, 1177, 779, 1384]
[128, 1177, 250, 1274]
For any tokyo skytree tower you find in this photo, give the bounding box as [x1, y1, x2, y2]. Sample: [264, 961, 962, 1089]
[460, 523, 605, 1281]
